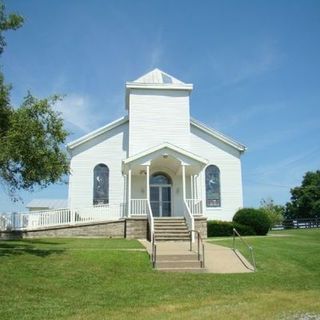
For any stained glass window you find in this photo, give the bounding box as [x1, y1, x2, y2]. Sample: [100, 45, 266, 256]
[93, 164, 109, 204]
[205, 165, 221, 207]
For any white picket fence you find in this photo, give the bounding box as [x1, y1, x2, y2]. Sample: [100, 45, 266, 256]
[0, 203, 127, 231]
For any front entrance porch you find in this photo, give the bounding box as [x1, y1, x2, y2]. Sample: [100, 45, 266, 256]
[122, 143, 208, 242]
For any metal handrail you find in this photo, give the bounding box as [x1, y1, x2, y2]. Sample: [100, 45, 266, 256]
[232, 228, 256, 271]
[147, 200, 156, 268]
[146, 201, 154, 240]
[189, 229, 205, 268]
[151, 232, 157, 268]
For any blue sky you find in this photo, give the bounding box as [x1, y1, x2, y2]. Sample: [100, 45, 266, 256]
[1, 0, 320, 212]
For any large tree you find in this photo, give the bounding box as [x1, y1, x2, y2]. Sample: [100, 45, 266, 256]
[285, 171, 320, 219]
[0, 3, 69, 200]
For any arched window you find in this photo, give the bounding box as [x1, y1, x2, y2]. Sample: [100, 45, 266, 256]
[150, 173, 172, 185]
[205, 165, 221, 207]
[93, 164, 109, 204]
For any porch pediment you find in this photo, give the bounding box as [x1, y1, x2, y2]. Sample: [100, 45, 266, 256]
[123, 142, 208, 171]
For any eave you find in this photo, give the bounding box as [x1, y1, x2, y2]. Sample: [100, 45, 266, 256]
[67, 116, 129, 150]
[190, 117, 247, 152]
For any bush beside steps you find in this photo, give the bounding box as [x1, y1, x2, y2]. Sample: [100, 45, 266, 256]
[207, 208, 272, 237]
[207, 220, 255, 237]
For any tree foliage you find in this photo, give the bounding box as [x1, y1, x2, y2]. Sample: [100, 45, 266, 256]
[259, 198, 284, 228]
[285, 171, 320, 219]
[0, 3, 69, 199]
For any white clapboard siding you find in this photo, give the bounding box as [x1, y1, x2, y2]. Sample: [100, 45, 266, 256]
[190, 124, 244, 221]
[128, 89, 191, 156]
[68, 122, 129, 209]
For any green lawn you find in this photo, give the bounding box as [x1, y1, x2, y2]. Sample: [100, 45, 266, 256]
[0, 229, 319, 320]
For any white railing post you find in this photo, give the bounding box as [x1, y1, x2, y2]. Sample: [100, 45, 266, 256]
[70, 209, 75, 225]
[182, 164, 186, 200]
[128, 169, 132, 217]
[182, 164, 195, 242]
[146, 165, 150, 202]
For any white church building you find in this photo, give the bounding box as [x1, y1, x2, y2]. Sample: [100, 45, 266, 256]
[64, 69, 246, 239]
[1, 69, 247, 241]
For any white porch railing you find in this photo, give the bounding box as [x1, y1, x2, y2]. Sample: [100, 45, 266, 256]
[186, 199, 203, 215]
[183, 200, 195, 242]
[0, 213, 15, 231]
[130, 199, 148, 215]
[0, 203, 126, 231]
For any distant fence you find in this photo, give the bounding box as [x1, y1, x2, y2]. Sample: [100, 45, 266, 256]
[273, 218, 320, 230]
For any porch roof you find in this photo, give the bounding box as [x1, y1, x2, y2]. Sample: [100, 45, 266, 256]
[123, 142, 208, 167]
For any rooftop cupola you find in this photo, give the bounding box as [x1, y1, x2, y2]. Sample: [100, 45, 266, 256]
[126, 69, 193, 156]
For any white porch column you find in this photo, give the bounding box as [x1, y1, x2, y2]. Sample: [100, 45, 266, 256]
[190, 175, 193, 200]
[200, 171, 204, 213]
[128, 169, 132, 217]
[194, 175, 198, 199]
[182, 164, 186, 200]
[146, 165, 150, 201]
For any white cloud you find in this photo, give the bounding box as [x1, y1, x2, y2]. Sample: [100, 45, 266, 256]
[55, 94, 101, 132]
[147, 29, 164, 69]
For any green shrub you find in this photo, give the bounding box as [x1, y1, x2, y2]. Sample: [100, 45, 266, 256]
[207, 220, 256, 237]
[233, 222, 256, 235]
[207, 220, 233, 237]
[233, 208, 271, 235]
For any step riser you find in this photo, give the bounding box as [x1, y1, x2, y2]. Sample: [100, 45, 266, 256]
[155, 225, 188, 228]
[156, 261, 201, 268]
[154, 217, 190, 241]
[156, 238, 190, 241]
[155, 231, 189, 234]
[157, 255, 198, 261]
[156, 268, 206, 273]
[154, 218, 184, 220]
[155, 224, 188, 227]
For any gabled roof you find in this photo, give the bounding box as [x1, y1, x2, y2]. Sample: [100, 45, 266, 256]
[67, 116, 129, 150]
[190, 118, 246, 152]
[123, 142, 208, 165]
[66, 115, 246, 153]
[134, 68, 185, 85]
[126, 68, 193, 90]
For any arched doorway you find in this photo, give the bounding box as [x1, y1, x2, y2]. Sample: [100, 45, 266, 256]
[150, 172, 172, 217]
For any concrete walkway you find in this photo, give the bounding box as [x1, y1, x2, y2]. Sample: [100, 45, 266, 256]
[139, 240, 254, 273]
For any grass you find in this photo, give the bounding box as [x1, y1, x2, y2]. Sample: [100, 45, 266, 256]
[0, 229, 319, 319]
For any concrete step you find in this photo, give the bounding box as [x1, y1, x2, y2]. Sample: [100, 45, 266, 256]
[154, 226, 187, 229]
[154, 222, 187, 226]
[155, 226, 188, 230]
[156, 237, 190, 241]
[154, 217, 184, 220]
[154, 221, 185, 224]
[154, 217, 189, 241]
[155, 230, 189, 234]
[156, 260, 201, 269]
[156, 267, 206, 273]
[157, 254, 198, 261]
[154, 222, 187, 228]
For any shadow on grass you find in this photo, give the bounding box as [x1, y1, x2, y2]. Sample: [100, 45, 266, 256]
[0, 239, 65, 258]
